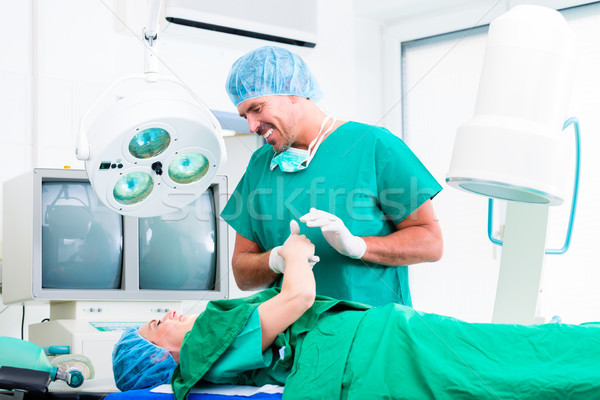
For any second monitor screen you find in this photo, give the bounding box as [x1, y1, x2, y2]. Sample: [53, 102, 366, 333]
[138, 188, 217, 290]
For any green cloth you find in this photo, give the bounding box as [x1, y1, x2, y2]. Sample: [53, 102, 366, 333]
[221, 122, 442, 306]
[289, 304, 600, 399]
[171, 288, 369, 400]
[202, 309, 271, 383]
[173, 289, 600, 399]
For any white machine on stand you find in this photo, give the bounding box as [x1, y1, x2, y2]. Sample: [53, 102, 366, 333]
[447, 5, 580, 324]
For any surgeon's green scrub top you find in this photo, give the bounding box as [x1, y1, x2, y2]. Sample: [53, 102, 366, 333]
[222, 122, 442, 306]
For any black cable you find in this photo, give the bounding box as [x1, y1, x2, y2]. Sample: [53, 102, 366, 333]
[21, 305, 25, 340]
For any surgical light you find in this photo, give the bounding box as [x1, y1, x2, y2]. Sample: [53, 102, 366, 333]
[446, 5, 580, 324]
[76, 0, 226, 218]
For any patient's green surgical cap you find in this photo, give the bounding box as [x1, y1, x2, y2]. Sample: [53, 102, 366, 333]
[226, 45, 323, 106]
[112, 326, 177, 391]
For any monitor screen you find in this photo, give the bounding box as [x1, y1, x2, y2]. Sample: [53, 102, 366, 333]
[138, 188, 217, 290]
[41, 181, 123, 290]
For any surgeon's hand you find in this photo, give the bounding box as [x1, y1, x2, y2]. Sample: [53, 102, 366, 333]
[269, 220, 320, 274]
[300, 208, 367, 259]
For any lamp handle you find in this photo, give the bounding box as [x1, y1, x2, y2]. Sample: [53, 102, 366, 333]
[487, 117, 581, 255]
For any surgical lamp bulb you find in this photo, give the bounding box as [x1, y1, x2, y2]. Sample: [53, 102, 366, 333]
[129, 128, 171, 159]
[113, 172, 154, 205]
[168, 152, 209, 184]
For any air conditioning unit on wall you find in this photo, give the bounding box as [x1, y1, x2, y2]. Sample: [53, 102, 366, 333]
[164, 0, 318, 48]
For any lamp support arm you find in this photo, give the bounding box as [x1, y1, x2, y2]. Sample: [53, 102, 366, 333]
[77, 0, 165, 160]
[143, 0, 163, 81]
[492, 201, 550, 324]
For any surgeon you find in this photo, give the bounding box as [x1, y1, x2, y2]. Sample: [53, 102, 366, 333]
[113, 226, 600, 399]
[221, 45, 443, 307]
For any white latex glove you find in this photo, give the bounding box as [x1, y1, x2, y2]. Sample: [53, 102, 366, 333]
[269, 220, 320, 274]
[300, 208, 366, 259]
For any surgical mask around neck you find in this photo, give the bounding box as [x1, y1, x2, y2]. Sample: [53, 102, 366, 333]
[270, 116, 336, 173]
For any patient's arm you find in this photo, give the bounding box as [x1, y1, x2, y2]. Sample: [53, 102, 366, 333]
[257, 234, 316, 352]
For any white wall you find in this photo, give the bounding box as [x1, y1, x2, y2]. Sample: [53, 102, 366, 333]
[0, 0, 374, 338]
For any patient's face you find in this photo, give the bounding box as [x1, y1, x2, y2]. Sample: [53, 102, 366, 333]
[138, 310, 198, 357]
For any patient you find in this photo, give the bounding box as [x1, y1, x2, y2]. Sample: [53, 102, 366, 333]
[113, 222, 600, 400]
[113, 224, 316, 392]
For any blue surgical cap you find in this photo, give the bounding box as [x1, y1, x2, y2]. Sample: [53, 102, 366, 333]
[112, 326, 177, 391]
[226, 46, 323, 106]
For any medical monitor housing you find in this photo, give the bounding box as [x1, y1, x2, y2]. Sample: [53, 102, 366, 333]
[2, 168, 228, 305]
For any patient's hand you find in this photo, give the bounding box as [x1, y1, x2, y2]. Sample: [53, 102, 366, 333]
[269, 220, 319, 274]
[279, 234, 316, 262]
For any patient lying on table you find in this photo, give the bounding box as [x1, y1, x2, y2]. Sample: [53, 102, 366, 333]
[113, 225, 600, 400]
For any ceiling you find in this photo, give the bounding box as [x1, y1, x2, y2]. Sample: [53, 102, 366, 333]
[352, 0, 598, 24]
[352, 0, 481, 24]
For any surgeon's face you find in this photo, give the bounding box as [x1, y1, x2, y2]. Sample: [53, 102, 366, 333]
[138, 310, 198, 361]
[237, 95, 298, 153]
